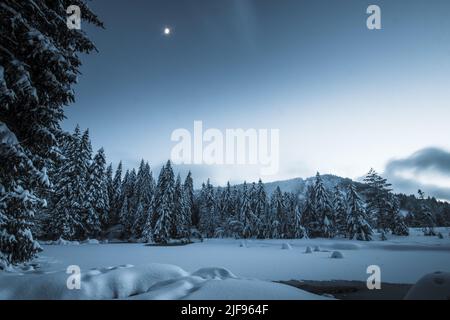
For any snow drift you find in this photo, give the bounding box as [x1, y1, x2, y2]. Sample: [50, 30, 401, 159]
[0, 263, 326, 300]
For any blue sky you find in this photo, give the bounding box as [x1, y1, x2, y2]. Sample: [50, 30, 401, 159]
[64, 0, 450, 196]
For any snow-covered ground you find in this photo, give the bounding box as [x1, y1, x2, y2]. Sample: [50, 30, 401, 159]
[1, 228, 449, 300]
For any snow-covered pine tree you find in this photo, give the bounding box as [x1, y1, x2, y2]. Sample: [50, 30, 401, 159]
[301, 184, 317, 238]
[0, 0, 102, 262]
[269, 186, 284, 239]
[363, 169, 393, 232]
[417, 190, 436, 236]
[332, 186, 348, 237]
[84, 148, 109, 238]
[214, 187, 226, 237]
[388, 195, 409, 236]
[198, 179, 216, 238]
[119, 169, 137, 238]
[171, 174, 184, 239]
[218, 182, 233, 237]
[183, 171, 194, 227]
[253, 179, 268, 239]
[0, 123, 46, 264]
[240, 182, 256, 238]
[110, 162, 123, 225]
[153, 161, 175, 244]
[105, 163, 114, 228]
[226, 185, 243, 238]
[346, 183, 373, 241]
[293, 203, 307, 239]
[131, 161, 154, 238]
[283, 192, 296, 238]
[312, 173, 334, 238]
[50, 126, 87, 240]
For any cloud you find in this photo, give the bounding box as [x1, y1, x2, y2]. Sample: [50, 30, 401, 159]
[384, 147, 450, 201]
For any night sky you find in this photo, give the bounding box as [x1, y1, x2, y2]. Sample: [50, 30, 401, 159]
[64, 0, 450, 198]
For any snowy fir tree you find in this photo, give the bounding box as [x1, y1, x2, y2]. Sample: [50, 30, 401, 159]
[198, 180, 216, 238]
[292, 203, 307, 239]
[269, 186, 284, 239]
[110, 162, 123, 225]
[84, 148, 109, 238]
[50, 126, 87, 240]
[105, 164, 114, 224]
[253, 180, 268, 238]
[240, 182, 256, 238]
[417, 190, 436, 236]
[153, 161, 175, 244]
[363, 169, 393, 232]
[0, 123, 46, 264]
[332, 186, 348, 237]
[346, 183, 373, 241]
[183, 171, 194, 227]
[313, 173, 335, 238]
[131, 161, 154, 238]
[388, 195, 409, 236]
[0, 0, 102, 263]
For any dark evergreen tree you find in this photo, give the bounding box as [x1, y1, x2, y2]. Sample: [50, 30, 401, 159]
[269, 186, 284, 238]
[254, 180, 268, 238]
[0, 0, 102, 263]
[363, 169, 392, 232]
[105, 163, 114, 228]
[50, 126, 87, 240]
[417, 190, 436, 236]
[183, 171, 194, 226]
[240, 182, 256, 238]
[84, 148, 109, 238]
[292, 203, 307, 239]
[0, 123, 45, 263]
[110, 162, 123, 225]
[198, 179, 216, 237]
[346, 183, 373, 241]
[313, 173, 334, 238]
[153, 161, 175, 243]
[131, 161, 154, 238]
[332, 186, 348, 237]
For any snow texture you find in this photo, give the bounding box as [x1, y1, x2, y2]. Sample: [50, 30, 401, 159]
[0, 263, 325, 300]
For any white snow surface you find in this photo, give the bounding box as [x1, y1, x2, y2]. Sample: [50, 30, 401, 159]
[0, 263, 324, 300]
[1, 228, 449, 300]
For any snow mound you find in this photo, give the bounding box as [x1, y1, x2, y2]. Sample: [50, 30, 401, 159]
[82, 239, 100, 245]
[52, 238, 80, 246]
[191, 267, 237, 280]
[405, 271, 450, 300]
[305, 246, 313, 254]
[281, 243, 292, 250]
[330, 251, 344, 259]
[314, 245, 321, 252]
[0, 263, 326, 300]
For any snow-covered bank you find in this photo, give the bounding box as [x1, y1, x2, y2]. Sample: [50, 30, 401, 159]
[0, 263, 325, 300]
[1, 231, 450, 300]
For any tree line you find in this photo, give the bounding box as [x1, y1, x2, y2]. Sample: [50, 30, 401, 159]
[32, 127, 443, 248]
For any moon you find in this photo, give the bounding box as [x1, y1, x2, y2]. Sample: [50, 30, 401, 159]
[163, 27, 171, 36]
